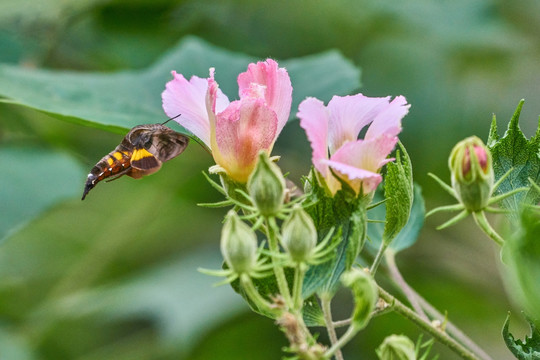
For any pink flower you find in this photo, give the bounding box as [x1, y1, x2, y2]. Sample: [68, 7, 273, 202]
[298, 94, 410, 195]
[162, 59, 292, 183]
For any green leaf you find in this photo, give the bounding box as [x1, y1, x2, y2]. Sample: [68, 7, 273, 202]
[487, 100, 540, 212]
[503, 314, 540, 360]
[0, 36, 361, 135]
[0, 146, 84, 243]
[382, 142, 414, 246]
[367, 184, 425, 253]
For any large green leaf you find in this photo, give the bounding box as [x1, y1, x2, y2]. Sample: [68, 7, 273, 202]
[487, 100, 540, 213]
[0, 36, 360, 134]
[0, 146, 84, 244]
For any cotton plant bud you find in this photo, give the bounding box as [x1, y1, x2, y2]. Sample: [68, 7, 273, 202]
[341, 268, 378, 330]
[449, 136, 494, 211]
[376, 334, 416, 360]
[220, 210, 258, 275]
[281, 205, 317, 263]
[247, 151, 286, 217]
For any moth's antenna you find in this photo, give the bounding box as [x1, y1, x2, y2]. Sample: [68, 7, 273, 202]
[161, 113, 182, 125]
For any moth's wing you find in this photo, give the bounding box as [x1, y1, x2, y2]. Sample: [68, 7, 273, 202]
[149, 130, 189, 162]
[130, 147, 162, 175]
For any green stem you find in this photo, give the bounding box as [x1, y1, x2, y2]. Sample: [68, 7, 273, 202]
[472, 211, 504, 246]
[321, 293, 343, 360]
[370, 242, 387, 275]
[240, 274, 275, 316]
[292, 263, 307, 311]
[411, 290, 493, 360]
[378, 287, 481, 360]
[266, 217, 293, 307]
[324, 324, 359, 360]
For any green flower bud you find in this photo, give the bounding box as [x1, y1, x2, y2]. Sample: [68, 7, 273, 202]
[376, 334, 416, 360]
[281, 205, 317, 263]
[247, 151, 286, 216]
[220, 210, 258, 275]
[341, 268, 378, 330]
[449, 136, 494, 211]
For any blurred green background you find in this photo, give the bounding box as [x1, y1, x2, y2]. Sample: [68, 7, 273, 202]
[1, 0, 539, 359]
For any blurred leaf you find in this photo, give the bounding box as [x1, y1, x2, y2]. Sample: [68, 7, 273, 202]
[0, 146, 84, 243]
[487, 100, 540, 212]
[0, 326, 37, 360]
[503, 314, 540, 360]
[382, 142, 414, 246]
[367, 185, 425, 253]
[0, 36, 361, 135]
[503, 205, 540, 324]
[32, 247, 245, 353]
[0, 0, 104, 23]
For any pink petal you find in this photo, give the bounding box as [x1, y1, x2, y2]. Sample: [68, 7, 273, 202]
[323, 159, 382, 194]
[298, 97, 330, 177]
[162, 70, 229, 148]
[237, 59, 292, 136]
[364, 95, 409, 140]
[331, 136, 398, 174]
[326, 94, 392, 155]
[214, 98, 278, 182]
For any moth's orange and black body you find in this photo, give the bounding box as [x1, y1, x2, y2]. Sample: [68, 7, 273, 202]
[82, 123, 189, 200]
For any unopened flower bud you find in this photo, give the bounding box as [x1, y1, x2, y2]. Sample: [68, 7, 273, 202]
[376, 334, 416, 360]
[449, 136, 494, 211]
[281, 205, 317, 263]
[341, 268, 378, 330]
[220, 210, 258, 275]
[247, 151, 286, 216]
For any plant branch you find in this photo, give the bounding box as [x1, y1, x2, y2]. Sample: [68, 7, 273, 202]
[321, 294, 343, 360]
[385, 250, 427, 320]
[378, 286, 482, 360]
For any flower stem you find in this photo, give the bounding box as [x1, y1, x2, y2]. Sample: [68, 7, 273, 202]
[385, 250, 427, 320]
[266, 217, 293, 307]
[292, 263, 307, 310]
[320, 293, 343, 360]
[324, 324, 359, 360]
[472, 211, 504, 246]
[240, 274, 275, 316]
[370, 242, 388, 275]
[378, 287, 482, 360]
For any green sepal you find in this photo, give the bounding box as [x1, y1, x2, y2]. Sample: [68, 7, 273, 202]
[382, 141, 414, 246]
[503, 313, 540, 360]
[487, 100, 540, 214]
[301, 171, 368, 297]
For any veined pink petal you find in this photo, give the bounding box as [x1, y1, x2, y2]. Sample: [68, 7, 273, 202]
[215, 98, 278, 182]
[162, 71, 229, 147]
[327, 135, 398, 194]
[324, 159, 382, 194]
[298, 97, 330, 177]
[237, 59, 292, 136]
[364, 95, 409, 140]
[331, 135, 398, 174]
[326, 94, 391, 155]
